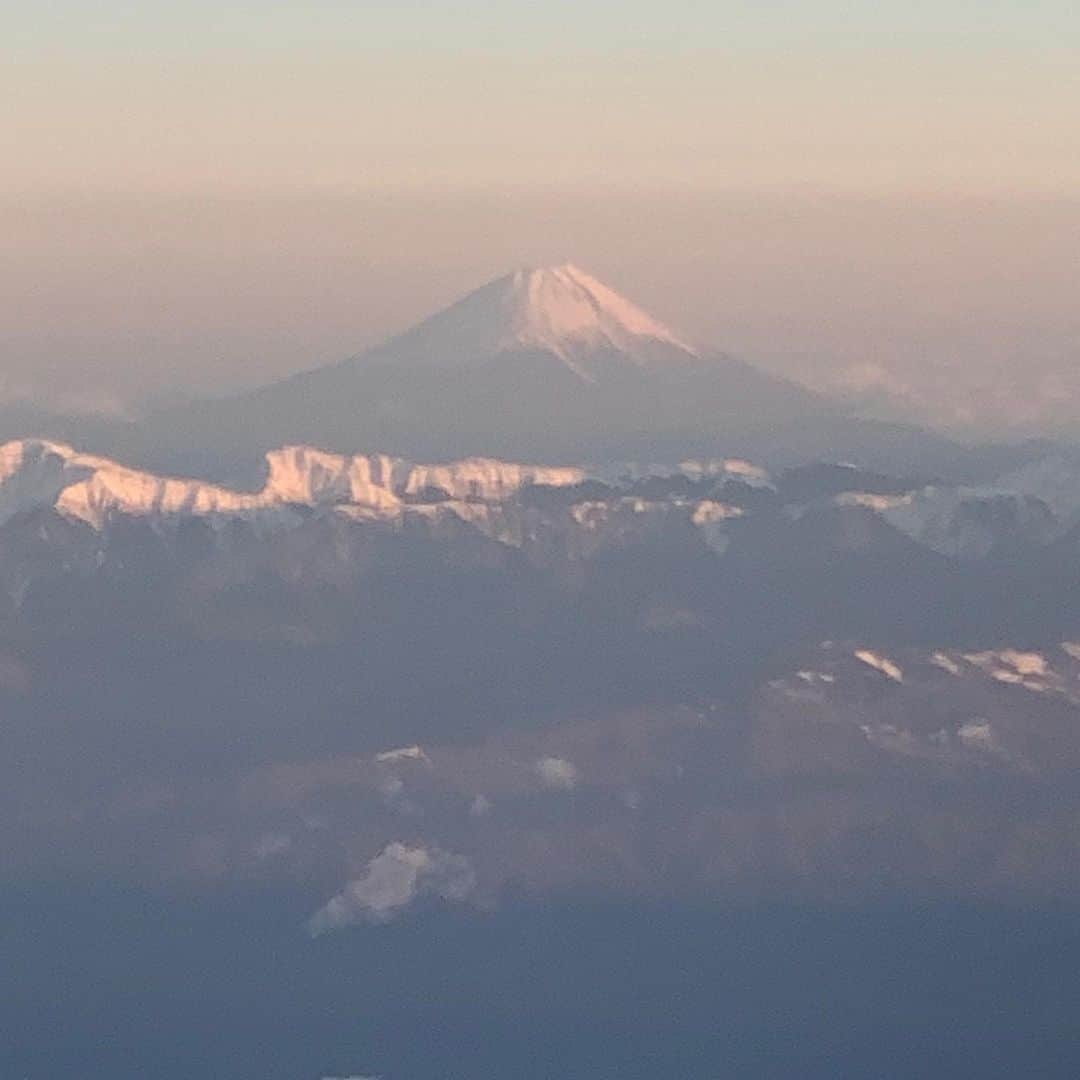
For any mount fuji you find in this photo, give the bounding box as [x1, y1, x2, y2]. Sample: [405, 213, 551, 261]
[148, 264, 840, 470]
[366, 263, 703, 379]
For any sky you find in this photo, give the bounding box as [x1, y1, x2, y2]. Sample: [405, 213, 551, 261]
[8, 1, 1080, 196]
[3, 1, 1079, 412]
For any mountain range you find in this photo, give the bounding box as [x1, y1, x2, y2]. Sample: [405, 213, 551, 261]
[5, 265, 1080, 913]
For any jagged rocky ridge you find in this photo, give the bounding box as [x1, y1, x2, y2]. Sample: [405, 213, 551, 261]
[3, 437, 1080, 559]
[0, 438, 591, 528]
[0, 436, 767, 554]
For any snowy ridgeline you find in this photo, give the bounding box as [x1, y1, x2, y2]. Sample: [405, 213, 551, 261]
[4, 435, 1080, 561]
[0, 438, 762, 531]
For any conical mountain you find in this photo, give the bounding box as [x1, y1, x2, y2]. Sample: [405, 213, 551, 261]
[181, 264, 825, 465]
[376, 263, 701, 379]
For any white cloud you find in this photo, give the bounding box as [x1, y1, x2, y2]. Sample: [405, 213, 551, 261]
[536, 756, 579, 790]
[307, 842, 475, 935]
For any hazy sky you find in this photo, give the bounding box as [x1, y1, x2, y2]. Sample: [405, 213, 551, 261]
[8, 1, 1080, 196]
[3, 1, 1079, 408]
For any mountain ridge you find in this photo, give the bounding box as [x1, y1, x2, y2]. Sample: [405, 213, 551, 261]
[0, 438, 594, 529]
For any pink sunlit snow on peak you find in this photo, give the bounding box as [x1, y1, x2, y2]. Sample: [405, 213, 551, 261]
[386, 263, 700, 378]
[499, 264, 698, 359]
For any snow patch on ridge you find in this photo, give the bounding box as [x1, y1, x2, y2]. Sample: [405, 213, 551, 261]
[854, 649, 904, 683]
[592, 458, 774, 489]
[1, 439, 275, 529]
[839, 480, 1063, 559]
[375, 745, 429, 765]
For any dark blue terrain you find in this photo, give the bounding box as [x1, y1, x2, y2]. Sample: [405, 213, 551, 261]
[4, 889, 1080, 1079]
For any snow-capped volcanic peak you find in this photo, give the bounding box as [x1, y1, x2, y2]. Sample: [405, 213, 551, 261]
[389, 264, 699, 376]
[498, 265, 696, 357]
